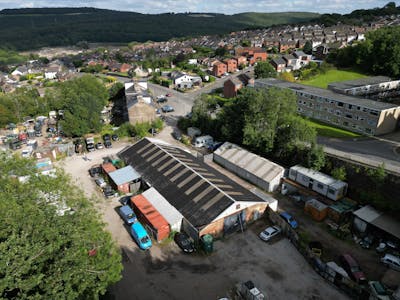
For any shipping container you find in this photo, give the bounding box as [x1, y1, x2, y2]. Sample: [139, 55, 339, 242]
[304, 199, 328, 221]
[130, 194, 170, 242]
[102, 162, 117, 175]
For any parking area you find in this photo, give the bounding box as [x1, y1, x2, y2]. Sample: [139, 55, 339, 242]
[61, 138, 347, 300]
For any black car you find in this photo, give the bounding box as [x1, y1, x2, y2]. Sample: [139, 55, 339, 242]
[174, 232, 195, 253]
[89, 166, 102, 177]
[103, 185, 118, 198]
[111, 134, 119, 141]
[103, 134, 112, 148]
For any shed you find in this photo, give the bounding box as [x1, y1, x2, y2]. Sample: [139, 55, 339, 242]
[213, 142, 284, 192]
[328, 198, 357, 223]
[141, 187, 184, 232]
[108, 165, 141, 194]
[130, 194, 170, 242]
[353, 205, 400, 241]
[102, 162, 116, 175]
[305, 199, 328, 221]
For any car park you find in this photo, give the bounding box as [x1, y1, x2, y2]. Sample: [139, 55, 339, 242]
[161, 105, 174, 113]
[130, 222, 152, 250]
[174, 232, 195, 253]
[259, 225, 281, 242]
[279, 212, 298, 229]
[339, 254, 367, 283]
[118, 205, 137, 225]
[95, 177, 107, 188]
[380, 253, 400, 271]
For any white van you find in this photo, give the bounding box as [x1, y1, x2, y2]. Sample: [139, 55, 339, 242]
[194, 135, 213, 148]
[381, 253, 400, 271]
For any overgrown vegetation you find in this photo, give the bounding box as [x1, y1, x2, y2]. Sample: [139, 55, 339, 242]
[302, 118, 361, 138]
[0, 153, 122, 298]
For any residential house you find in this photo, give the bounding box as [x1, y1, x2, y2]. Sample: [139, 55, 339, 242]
[125, 82, 156, 125]
[212, 62, 228, 77]
[224, 58, 238, 73]
[279, 40, 297, 53]
[270, 57, 287, 73]
[293, 50, 312, 67]
[223, 77, 244, 98]
[282, 54, 300, 71]
[170, 71, 202, 89]
[45, 65, 60, 80]
[11, 66, 29, 78]
[119, 63, 132, 73]
[235, 56, 248, 67]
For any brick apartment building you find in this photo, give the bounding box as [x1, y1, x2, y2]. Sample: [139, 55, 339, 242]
[224, 58, 238, 73]
[212, 62, 228, 77]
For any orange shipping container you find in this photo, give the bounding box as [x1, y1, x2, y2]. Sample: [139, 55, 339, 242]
[130, 194, 170, 242]
[102, 162, 116, 174]
[304, 199, 328, 222]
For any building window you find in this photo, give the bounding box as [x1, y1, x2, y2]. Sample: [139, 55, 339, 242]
[328, 188, 335, 195]
[348, 104, 353, 110]
[338, 102, 344, 107]
[345, 114, 352, 119]
[317, 183, 323, 189]
[370, 111, 378, 116]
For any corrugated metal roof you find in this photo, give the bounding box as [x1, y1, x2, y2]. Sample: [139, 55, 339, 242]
[290, 165, 347, 188]
[119, 138, 265, 228]
[131, 194, 169, 230]
[214, 142, 284, 183]
[108, 165, 140, 185]
[142, 187, 183, 228]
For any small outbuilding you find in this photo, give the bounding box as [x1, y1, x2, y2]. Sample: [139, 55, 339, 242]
[102, 162, 116, 175]
[141, 187, 184, 232]
[288, 165, 347, 201]
[108, 165, 141, 194]
[213, 142, 284, 192]
[130, 194, 170, 242]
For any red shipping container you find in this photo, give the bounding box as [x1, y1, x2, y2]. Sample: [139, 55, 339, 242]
[102, 163, 116, 174]
[130, 194, 170, 242]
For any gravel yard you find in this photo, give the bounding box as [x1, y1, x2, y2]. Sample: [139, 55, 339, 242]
[60, 134, 348, 300]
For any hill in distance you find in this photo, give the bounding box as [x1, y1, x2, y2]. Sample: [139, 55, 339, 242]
[0, 7, 320, 50]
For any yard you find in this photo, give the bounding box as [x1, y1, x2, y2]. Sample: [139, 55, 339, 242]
[303, 118, 361, 138]
[301, 69, 367, 89]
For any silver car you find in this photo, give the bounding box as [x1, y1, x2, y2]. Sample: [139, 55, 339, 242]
[259, 225, 281, 242]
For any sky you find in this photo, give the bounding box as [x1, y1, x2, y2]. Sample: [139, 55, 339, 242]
[0, 0, 398, 14]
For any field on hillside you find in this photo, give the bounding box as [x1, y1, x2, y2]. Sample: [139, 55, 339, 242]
[301, 69, 367, 89]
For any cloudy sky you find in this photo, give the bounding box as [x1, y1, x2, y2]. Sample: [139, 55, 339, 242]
[0, 0, 397, 14]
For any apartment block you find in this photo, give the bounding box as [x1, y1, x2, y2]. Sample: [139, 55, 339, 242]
[255, 78, 400, 136]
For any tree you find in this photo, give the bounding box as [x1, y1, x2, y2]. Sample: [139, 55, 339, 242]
[303, 40, 313, 54]
[331, 166, 347, 181]
[215, 46, 228, 57]
[305, 142, 326, 171]
[56, 75, 109, 136]
[279, 72, 295, 82]
[254, 61, 277, 79]
[0, 153, 122, 299]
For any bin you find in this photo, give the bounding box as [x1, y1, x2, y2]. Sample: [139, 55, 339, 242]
[201, 234, 213, 254]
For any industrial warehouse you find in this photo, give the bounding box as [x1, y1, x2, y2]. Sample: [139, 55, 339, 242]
[118, 138, 275, 241]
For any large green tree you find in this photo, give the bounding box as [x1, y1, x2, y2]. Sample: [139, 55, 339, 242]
[254, 61, 277, 79]
[57, 75, 108, 136]
[0, 153, 122, 299]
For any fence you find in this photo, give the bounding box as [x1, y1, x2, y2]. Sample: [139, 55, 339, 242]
[267, 209, 370, 299]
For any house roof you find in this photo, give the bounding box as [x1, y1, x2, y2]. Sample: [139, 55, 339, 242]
[353, 205, 400, 240]
[225, 77, 242, 87]
[214, 142, 284, 184]
[271, 58, 286, 65]
[108, 165, 141, 185]
[255, 78, 399, 111]
[119, 138, 265, 228]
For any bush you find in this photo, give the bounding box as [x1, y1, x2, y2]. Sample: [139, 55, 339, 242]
[152, 118, 164, 130]
[177, 117, 192, 131]
[133, 122, 151, 138]
[115, 122, 135, 137]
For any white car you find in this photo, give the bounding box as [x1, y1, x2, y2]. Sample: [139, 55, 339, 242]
[95, 177, 107, 188]
[259, 225, 281, 242]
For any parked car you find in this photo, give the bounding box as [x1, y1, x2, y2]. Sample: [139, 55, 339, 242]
[89, 166, 102, 177]
[368, 281, 391, 300]
[95, 142, 104, 150]
[171, 130, 182, 141]
[174, 232, 195, 253]
[156, 97, 167, 103]
[381, 253, 400, 271]
[130, 222, 152, 250]
[339, 254, 367, 283]
[166, 93, 172, 97]
[259, 225, 281, 242]
[118, 205, 137, 225]
[95, 177, 107, 188]
[103, 134, 112, 148]
[161, 105, 174, 113]
[111, 134, 119, 141]
[103, 185, 118, 198]
[279, 212, 298, 229]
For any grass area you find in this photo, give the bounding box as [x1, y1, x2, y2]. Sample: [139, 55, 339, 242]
[301, 69, 367, 89]
[304, 118, 361, 138]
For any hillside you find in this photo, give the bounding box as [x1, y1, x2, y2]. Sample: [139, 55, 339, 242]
[0, 8, 319, 50]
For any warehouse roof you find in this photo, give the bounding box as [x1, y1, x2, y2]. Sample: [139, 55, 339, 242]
[108, 165, 140, 185]
[214, 142, 284, 184]
[119, 138, 265, 228]
[255, 78, 399, 111]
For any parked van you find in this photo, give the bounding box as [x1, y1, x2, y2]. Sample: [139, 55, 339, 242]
[381, 254, 400, 271]
[118, 205, 137, 225]
[194, 135, 213, 148]
[130, 222, 152, 250]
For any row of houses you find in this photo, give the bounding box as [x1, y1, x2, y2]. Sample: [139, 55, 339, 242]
[270, 50, 312, 73]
